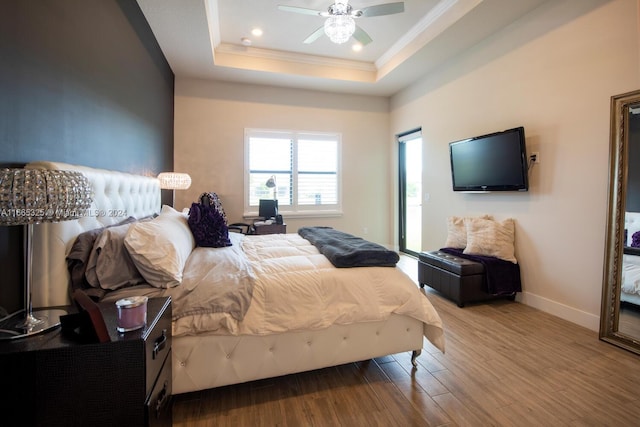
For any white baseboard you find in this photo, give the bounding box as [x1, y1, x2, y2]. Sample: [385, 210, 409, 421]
[518, 291, 600, 332]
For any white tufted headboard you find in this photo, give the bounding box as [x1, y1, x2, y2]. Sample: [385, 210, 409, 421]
[26, 161, 161, 308]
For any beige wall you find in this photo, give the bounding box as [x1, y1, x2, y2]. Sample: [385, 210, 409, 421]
[173, 80, 392, 245]
[390, 0, 640, 330]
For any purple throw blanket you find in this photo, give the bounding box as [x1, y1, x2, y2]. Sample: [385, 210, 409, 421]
[439, 247, 522, 295]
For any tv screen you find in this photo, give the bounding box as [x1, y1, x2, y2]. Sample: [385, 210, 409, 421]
[258, 199, 278, 219]
[449, 126, 528, 192]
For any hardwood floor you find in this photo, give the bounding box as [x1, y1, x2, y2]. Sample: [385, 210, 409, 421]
[172, 256, 640, 426]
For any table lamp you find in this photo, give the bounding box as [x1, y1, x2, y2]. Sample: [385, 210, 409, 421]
[157, 172, 191, 206]
[0, 168, 92, 340]
[265, 175, 277, 200]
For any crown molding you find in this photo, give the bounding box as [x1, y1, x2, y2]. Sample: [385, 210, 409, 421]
[214, 43, 377, 73]
[376, 0, 481, 70]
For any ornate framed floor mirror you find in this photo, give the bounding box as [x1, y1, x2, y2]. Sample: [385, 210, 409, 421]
[601, 89, 640, 354]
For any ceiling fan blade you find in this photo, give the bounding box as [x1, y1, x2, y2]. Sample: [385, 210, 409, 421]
[278, 5, 323, 16]
[303, 26, 325, 44]
[353, 26, 372, 46]
[357, 2, 405, 17]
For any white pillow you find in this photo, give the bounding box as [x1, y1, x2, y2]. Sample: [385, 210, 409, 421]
[124, 205, 195, 288]
[444, 215, 492, 249]
[463, 217, 517, 263]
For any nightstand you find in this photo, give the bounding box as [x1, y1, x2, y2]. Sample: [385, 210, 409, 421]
[0, 296, 172, 427]
[254, 223, 286, 235]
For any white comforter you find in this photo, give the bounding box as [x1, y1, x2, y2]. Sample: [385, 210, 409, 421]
[106, 232, 445, 352]
[622, 254, 640, 296]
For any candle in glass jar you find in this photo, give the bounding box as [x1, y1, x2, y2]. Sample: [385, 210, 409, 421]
[115, 296, 148, 332]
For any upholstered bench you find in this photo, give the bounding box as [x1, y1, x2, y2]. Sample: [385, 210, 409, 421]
[418, 251, 514, 307]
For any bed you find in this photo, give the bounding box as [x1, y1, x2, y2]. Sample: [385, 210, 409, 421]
[27, 161, 445, 395]
[622, 212, 640, 307]
[622, 253, 640, 306]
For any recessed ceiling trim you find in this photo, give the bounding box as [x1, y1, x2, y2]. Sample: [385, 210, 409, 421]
[206, 0, 221, 52]
[376, 0, 482, 79]
[215, 43, 377, 72]
[213, 48, 377, 83]
[376, 0, 460, 69]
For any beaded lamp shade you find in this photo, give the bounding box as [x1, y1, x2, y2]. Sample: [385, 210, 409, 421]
[0, 169, 93, 225]
[157, 172, 191, 208]
[157, 172, 191, 190]
[0, 168, 92, 339]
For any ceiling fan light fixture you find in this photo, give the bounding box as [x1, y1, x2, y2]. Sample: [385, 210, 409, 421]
[324, 15, 355, 44]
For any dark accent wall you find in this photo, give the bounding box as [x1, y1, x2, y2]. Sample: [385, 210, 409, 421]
[0, 0, 174, 312]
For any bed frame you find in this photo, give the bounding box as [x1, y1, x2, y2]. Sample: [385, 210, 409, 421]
[28, 161, 425, 394]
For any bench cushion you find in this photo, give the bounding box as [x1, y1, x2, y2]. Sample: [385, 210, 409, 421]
[419, 251, 484, 276]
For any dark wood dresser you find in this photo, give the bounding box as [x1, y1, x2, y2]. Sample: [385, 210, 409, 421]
[0, 296, 172, 427]
[254, 223, 286, 235]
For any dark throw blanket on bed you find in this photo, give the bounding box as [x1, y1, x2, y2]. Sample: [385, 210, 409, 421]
[439, 247, 522, 295]
[298, 226, 399, 268]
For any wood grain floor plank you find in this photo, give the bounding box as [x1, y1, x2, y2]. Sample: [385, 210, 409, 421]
[496, 399, 567, 427]
[432, 392, 502, 427]
[377, 357, 453, 426]
[390, 352, 449, 397]
[412, 344, 448, 373]
[431, 368, 514, 414]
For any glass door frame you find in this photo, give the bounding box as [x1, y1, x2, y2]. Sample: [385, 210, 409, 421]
[398, 129, 422, 257]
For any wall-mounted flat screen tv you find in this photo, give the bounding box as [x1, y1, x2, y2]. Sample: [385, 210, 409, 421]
[449, 126, 529, 192]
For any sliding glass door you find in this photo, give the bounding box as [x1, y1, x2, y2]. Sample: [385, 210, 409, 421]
[398, 130, 422, 256]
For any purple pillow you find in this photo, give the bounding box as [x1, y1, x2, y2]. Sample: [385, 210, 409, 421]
[188, 202, 232, 248]
[632, 231, 640, 248]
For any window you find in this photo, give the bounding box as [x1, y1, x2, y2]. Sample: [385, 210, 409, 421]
[245, 129, 341, 217]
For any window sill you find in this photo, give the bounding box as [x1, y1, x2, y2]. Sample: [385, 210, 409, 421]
[243, 210, 343, 220]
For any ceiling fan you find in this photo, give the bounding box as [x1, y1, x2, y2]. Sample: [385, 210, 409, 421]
[278, 1, 405, 45]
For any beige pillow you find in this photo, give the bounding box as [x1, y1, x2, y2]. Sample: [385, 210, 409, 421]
[92, 222, 146, 290]
[463, 217, 517, 263]
[444, 215, 492, 249]
[124, 205, 195, 288]
[70, 217, 136, 292]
